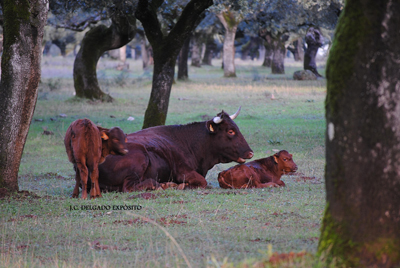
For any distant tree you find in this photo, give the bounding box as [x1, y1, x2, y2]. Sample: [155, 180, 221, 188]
[0, 0, 48, 192]
[304, 26, 323, 77]
[319, 0, 400, 266]
[136, 0, 213, 128]
[255, 0, 341, 74]
[73, 2, 136, 102]
[49, 0, 136, 102]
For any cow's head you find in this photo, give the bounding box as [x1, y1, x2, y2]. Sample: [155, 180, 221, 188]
[206, 107, 253, 163]
[100, 127, 129, 155]
[273, 150, 297, 173]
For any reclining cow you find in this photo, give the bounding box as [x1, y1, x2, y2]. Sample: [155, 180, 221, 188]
[97, 108, 254, 191]
[64, 119, 128, 199]
[218, 150, 297, 189]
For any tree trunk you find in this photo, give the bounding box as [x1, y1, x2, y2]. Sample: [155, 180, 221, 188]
[319, 0, 400, 267]
[260, 32, 273, 67]
[262, 45, 272, 67]
[304, 27, 323, 77]
[138, 33, 153, 69]
[0, 0, 48, 192]
[191, 33, 202, 67]
[136, 0, 213, 128]
[73, 15, 135, 102]
[271, 38, 285, 74]
[202, 38, 216, 66]
[287, 39, 303, 61]
[178, 36, 190, 80]
[217, 12, 239, 78]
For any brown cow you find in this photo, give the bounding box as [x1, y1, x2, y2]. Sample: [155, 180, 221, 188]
[64, 119, 128, 199]
[97, 108, 254, 192]
[218, 150, 297, 189]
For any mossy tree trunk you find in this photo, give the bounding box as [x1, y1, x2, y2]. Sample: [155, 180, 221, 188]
[73, 13, 135, 102]
[217, 11, 239, 78]
[319, 0, 400, 267]
[136, 0, 212, 129]
[0, 0, 48, 191]
[304, 27, 323, 77]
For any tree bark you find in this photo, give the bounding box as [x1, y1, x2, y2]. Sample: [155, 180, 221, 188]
[304, 27, 323, 77]
[319, 0, 400, 266]
[202, 38, 216, 66]
[73, 13, 135, 102]
[0, 0, 48, 191]
[271, 37, 285, 74]
[136, 0, 212, 128]
[217, 11, 239, 78]
[178, 36, 190, 80]
[260, 32, 273, 67]
[287, 39, 303, 61]
[191, 33, 202, 67]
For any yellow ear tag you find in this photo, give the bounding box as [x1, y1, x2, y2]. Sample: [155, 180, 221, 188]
[209, 124, 214, 132]
[101, 131, 109, 140]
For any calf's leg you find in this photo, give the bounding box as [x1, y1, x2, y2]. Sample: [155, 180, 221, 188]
[76, 162, 89, 199]
[72, 164, 81, 198]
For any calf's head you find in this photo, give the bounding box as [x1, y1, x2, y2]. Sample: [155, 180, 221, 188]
[273, 150, 297, 173]
[100, 127, 129, 155]
[206, 107, 253, 163]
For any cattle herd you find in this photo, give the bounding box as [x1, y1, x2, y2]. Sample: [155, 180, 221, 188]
[63, 108, 298, 199]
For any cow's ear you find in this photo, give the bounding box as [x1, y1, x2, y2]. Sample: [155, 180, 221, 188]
[100, 131, 109, 140]
[273, 154, 279, 163]
[206, 121, 216, 134]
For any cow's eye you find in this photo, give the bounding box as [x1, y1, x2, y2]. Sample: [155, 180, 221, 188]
[228, 130, 235, 136]
[283, 158, 287, 161]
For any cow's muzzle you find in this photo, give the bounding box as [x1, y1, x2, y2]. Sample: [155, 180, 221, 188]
[236, 151, 254, 163]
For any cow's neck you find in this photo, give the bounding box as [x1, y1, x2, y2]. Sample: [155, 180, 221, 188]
[167, 123, 217, 176]
[260, 156, 281, 176]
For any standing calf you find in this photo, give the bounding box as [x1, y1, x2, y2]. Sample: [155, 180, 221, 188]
[64, 119, 128, 199]
[218, 150, 297, 189]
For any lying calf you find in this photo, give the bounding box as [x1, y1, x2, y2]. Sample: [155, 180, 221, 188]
[64, 119, 128, 199]
[218, 150, 297, 189]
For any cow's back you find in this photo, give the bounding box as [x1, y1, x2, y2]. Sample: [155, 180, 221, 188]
[64, 119, 102, 165]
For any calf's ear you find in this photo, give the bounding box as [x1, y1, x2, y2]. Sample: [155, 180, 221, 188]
[206, 121, 217, 134]
[273, 154, 279, 163]
[100, 131, 109, 140]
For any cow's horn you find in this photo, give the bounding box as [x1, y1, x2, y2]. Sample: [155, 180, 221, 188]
[230, 106, 241, 120]
[213, 116, 223, 124]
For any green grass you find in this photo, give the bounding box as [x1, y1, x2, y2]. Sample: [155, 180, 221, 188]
[1, 56, 328, 267]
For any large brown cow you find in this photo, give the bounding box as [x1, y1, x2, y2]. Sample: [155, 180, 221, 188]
[64, 119, 128, 199]
[218, 150, 297, 189]
[97, 108, 254, 191]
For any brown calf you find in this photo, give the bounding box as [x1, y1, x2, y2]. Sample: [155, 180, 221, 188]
[64, 119, 128, 199]
[218, 150, 297, 189]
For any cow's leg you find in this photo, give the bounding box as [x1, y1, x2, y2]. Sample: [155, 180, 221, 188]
[178, 171, 207, 189]
[76, 162, 89, 199]
[123, 178, 160, 192]
[72, 164, 81, 198]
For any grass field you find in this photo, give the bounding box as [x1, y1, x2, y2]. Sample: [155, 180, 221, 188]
[1, 56, 329, 267]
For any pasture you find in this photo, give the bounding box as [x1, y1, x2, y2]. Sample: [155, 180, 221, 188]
[1, 56, 328, 267]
